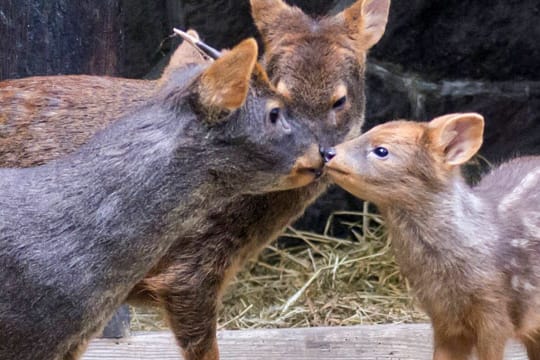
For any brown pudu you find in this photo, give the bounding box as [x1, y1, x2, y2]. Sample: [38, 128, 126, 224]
[326, 113, 540, 360]
[0, 30, 207, 168]
[252, 0, 390, 147]
[0, 1, 390, 359]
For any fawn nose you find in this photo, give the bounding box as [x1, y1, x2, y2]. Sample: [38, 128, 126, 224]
[319, 146, 336, 163]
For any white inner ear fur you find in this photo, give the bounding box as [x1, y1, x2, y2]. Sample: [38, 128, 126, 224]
[443, 119, 483, 165]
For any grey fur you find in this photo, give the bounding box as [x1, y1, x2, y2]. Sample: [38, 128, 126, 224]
[0, 63, 318, 360]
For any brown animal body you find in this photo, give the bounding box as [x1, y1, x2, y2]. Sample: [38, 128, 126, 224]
[0, 1, 390, 359]
[0, 76, 153, 167]
[0, 30, 206, 168]
[326, 113, 540, 360]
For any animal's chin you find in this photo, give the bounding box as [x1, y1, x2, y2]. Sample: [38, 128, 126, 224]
[267, 167, 324, 191]
[289, 169, 320, 188]
[325, 168, 357, 192]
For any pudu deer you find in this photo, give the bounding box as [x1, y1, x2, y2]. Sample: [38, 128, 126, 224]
[325, 113, 540, 360]
[0, 30, 206, 168]
[0, 39, 323, 360]
[0, 0, 391, 358]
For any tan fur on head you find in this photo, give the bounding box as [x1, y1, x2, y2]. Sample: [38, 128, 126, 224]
[199, 38, 258, 111]
[428, 113, 485, 166]
[250, 0, 390, 142]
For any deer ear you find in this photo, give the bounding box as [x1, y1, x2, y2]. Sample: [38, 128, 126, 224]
[250, 0, 304, 49]
[341, 0, 390, 50]
[198, 38, 258, 111]
[161, 30, 208, 83]
[428, 113, 485, 166]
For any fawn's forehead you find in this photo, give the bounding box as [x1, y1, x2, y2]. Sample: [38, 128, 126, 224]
[366, 121, 426, 146]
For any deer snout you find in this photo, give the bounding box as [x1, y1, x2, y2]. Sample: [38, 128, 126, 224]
[276, 144, 325, 190]
[319, 146, 336, 163]
[324, 143, 352, 177]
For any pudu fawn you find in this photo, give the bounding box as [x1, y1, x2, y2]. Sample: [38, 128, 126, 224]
[0, 38, 323, 360]
[325, 113, 540, 360]
[0, 0, 391, 358]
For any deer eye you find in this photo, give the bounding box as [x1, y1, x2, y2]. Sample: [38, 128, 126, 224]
[372, 146, 389, 159]
[268, 107, 281, 124]
[332, 96, 347, 110]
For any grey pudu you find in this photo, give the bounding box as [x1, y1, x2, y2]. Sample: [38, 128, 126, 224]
[326, 113, 540, 360]
[0, 38, 322, 360]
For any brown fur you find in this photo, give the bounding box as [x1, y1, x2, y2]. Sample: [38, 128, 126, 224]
[253, 0, 390, 149]
[0, 75, 154, 168]
[0, 1, 390, 358]
[0, 30, 207, 168]
[327, 113, 540, 360]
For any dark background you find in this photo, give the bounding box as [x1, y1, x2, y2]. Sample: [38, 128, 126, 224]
[1, 0, 539, 235]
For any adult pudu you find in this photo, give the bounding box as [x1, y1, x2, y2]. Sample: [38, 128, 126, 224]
[326, 113, 540, 360]
[0, 30, 206, 168]
[0, 38, 321, 360]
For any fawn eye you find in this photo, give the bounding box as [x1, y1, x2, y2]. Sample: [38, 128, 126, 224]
[332, 96, 347, 110]
[268, 107, 281, 124]
[372, 146, 389, 159]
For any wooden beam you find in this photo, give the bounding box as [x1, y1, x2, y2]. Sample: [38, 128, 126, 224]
[83, 323, 528, 359]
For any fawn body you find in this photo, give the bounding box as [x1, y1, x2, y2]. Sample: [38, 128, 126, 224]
[0, 39, 323, 360]
[0, 1, 390, 358]
[326, 113, 540, 360]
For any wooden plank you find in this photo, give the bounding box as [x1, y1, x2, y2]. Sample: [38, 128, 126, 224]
[83, 323, 528, 360]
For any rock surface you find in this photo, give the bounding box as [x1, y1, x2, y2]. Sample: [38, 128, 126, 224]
[0, 0, 169, 79]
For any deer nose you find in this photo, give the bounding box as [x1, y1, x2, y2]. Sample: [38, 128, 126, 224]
[319, 146, 336, 163]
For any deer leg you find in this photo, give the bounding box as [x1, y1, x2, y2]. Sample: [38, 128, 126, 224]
[160, 274, 221, 360]
[475, 330, 507, 360]
[432, 328, 474, 360]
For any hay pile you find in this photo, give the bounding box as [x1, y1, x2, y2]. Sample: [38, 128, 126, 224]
[130, 202, 427, 331]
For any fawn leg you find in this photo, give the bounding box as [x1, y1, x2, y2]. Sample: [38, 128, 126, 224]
[475, 332, 507, 360]
[432, 329, 474, 360]
[161, 277, 221, 360]
[523, 332, 540, 360]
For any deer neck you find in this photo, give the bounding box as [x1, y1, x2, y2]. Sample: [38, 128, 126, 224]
[381, 176, 496, 281]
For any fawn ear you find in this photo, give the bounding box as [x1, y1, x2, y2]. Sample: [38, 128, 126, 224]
[340, 0, 391, 50]
[250, 0, 304, 48]
[198, 38, 258, 111]
[428, 113, 485, 165]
